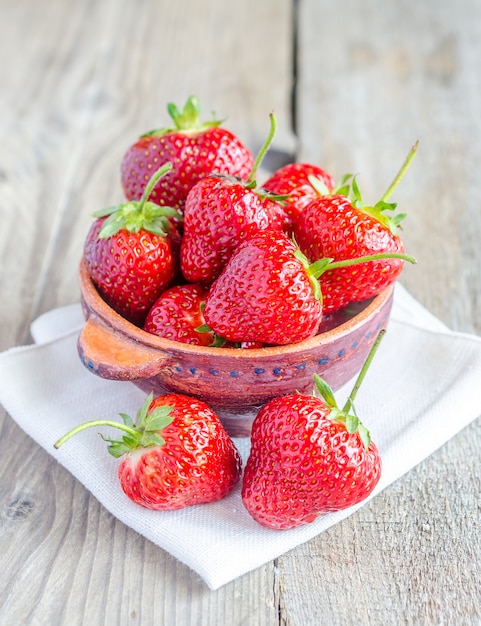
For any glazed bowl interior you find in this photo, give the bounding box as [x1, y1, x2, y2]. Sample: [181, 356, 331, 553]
[77, 258, 394, 436]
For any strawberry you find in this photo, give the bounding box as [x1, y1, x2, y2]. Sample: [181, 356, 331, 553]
[83, 164, 181, 326]
[262, 162, 335, 233]
[144, 283, 215, 347]
[201, 227, 413, 346]
[180, 176, 286, 284]
[202, 230, 323, 345]
[241, 331, 385, 530]
[143, 283, 266, 348]
[54, 393, 242, 511]
[180, 113, 287, 284]
[120, 96, 254, 212]
[294, 143, 418, 314]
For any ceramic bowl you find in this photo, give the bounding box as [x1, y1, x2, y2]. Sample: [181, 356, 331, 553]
[77, 258, 394, 436]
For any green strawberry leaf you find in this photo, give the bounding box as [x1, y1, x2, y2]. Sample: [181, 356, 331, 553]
[345, 412, 359, 434]
[135, 394, 153, 430]
[167, 101, 182, 124]
[100, 436, 133, 458]
[256, 189, 290, 203]
[332, 173, 354, 197]
[92, 204, 124, 218]
[144, 407, 174, 432]
[142, 202, 180, 220]
[94, 165, 183, 239]
[357, 423, 371, 450]
[119, 412, 135, 428]
[121, 434, 141, 448]
[95, 200, 181, 239]
[350, 175, 362, 204]
[142, 96, 223, 136]
[139, 432, 166, 448]
[334, 142, 418, 235]
[97, 210, 131, 238]
[313, 374, 338, 410]
[327, 406, 343, 422]
[210, 335, 228, 347]
[307, 174, 331, 197]
[53, 392, 175, 458]
[195, 323, 212, 333]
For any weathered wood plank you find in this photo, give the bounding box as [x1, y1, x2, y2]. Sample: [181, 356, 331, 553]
[0, 0, 295, 348]
[276, 1, 481, 623]
[2, 0, 481, 623]
[0, 0, 292, 623]
[296, 0, 481, 333]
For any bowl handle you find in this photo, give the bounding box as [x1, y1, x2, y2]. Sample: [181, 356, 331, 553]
[78, 314, 171, 380]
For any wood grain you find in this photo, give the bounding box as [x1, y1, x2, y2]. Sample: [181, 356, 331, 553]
[277, 1, 481, 624]
[1, 0, 481, 624]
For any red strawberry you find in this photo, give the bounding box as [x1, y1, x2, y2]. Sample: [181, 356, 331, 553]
[263, 162, 335, 233]
[241, 331, 385, 530]
[294, 143, 418, 313]
[202, 230, 323, 345]
[180, 113, 287, 284]
[180, 175, 286, 284]
[121, 96, 254, 212]
[54, 393, 242, 511]
[143, 283, 266, 348]
[84, 164, 181, 326]
[203, 228, 414, 345]
[144, 283, 215, 347]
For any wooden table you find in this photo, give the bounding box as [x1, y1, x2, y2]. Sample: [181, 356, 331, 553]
[1, 0, 480, 623]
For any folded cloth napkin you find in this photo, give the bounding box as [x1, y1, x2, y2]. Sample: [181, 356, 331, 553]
[1, 284, 481, 590]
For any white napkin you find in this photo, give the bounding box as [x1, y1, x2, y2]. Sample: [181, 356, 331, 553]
[1, 284, 481, 590]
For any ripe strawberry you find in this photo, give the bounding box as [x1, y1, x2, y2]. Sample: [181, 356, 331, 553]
[202, 230, 323, 345]
[262, 162, 335, 233]
[84, 164, 181, 326]
[120, 96, 254, 212]
[203, 227, 414, 346]
[180, 175, 286, 284]
[242, 331, 385, 530]
[180, 113, 287, 284]
[54, 393, 242, 511]
[144, 283, 215, 347]
[294, 143, 418, 313]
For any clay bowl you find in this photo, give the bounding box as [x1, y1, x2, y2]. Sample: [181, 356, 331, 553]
[77, 258, 394, 437]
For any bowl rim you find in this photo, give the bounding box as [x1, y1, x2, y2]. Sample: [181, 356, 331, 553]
[79, 257, 394, 359]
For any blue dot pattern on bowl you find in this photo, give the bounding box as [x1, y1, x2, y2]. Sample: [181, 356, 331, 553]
[81, 356, 99, 374]
[165, 326, 381, 381]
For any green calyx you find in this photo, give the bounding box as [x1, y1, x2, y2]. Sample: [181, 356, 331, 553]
[309, 141, 419, 235]
[313, 329, 386, 450]
[53, 393, 175, 459]
[335, 173, 405, 235]
[93, 162, 182, 238]
[141, 96, 223, 137]
[195, 306, 229, 347]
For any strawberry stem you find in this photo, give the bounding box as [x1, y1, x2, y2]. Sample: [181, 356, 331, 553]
[137, 162, 173, 213]
[380, 141, 418, 202]
[342, 329, 386, 413]
[53, 420, 138, 449]
[247, 112, 277, 186]
[309, 252, 416, 279]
